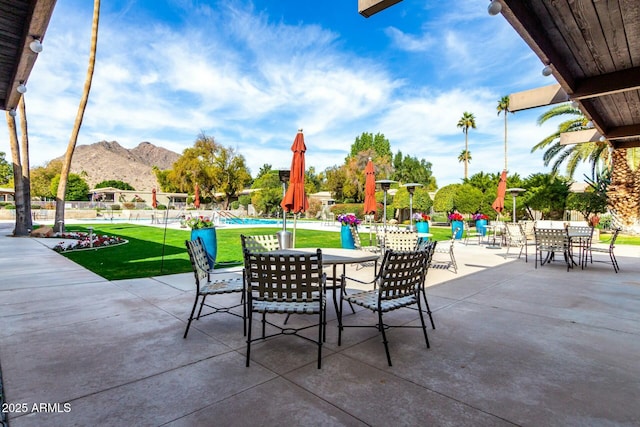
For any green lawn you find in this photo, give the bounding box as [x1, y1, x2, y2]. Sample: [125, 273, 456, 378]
[55, 224, 635, 281]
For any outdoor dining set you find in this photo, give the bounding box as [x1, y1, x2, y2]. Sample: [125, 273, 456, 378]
[182, 231, 440, 368]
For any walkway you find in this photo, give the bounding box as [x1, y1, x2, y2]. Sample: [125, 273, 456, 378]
[1, 222, 639, 426]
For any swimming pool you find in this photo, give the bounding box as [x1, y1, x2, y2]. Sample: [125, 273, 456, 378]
[220, 217, 282, 225]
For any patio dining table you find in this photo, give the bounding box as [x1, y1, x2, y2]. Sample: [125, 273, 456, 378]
[269, 248, 380, 316]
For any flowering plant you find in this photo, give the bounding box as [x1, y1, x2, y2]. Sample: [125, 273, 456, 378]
[52, 232, 126, 253]
[472, 213, 489, 220]
[183, 215, 214, 229]
[412, 213, 431, 222]
[336, 213, 361, 226]
[448, 212, 464, 221]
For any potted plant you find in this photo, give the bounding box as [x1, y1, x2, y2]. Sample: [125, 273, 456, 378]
[448, 212, 464, 239]
[336, 213, 361, 249]
[184, 215, 216, 268]
[413, 212, 431, 233]
[472, 213, 489, 236]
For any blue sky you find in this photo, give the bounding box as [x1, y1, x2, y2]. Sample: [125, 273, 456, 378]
[3, 0, 588, 187]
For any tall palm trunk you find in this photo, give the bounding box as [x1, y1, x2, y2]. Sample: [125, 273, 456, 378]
[464, 129, 469, 179]
[608, 148, 640, 229]
[504, 111, 508, 170]
[54, 0, 100, 232]
[5, 111, 28, 235]
[19, 96, 33, 231]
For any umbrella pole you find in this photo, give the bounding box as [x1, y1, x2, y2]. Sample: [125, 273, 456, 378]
[293, 213, 297, 248]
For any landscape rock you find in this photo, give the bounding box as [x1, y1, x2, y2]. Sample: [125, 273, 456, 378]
[30, 226, 54, 237]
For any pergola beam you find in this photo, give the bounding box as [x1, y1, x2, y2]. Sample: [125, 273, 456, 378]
[559, 129, 600, 145]
[572, 67, 640, 100]
[358, 0, 402, 18]
[508, 84, 568, 112]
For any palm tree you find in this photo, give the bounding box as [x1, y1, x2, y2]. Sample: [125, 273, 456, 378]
[497, 96, 511, 170]
[457, 150, 472, 165]
[54, 0, 100, 232]
[533, 103, 610, 178]
[457, 112, 476, 179]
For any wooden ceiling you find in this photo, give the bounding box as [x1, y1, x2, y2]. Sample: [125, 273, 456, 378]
[0, 0, 56, 112]
[499, 0, 640, 149]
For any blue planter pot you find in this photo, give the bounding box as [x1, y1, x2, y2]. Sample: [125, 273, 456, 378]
[191, 227, 217, 268]
[416, 221, 430, 233]
[451, 221, 464, 239]
[475, 219, 488, 236]
[340, 225, 356, 249]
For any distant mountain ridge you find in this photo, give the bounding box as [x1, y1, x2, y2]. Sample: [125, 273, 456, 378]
[53, 141, 180, 191]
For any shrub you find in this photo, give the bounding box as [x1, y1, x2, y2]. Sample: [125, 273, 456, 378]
[110, 204, 121, 210]
[123, 202, 136, 210]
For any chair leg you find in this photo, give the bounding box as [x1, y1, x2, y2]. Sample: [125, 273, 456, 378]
[378, 310, 393, 367]
[610, 251, 619, 273]
[183, 294, 201, 339]
[246, 308, 253, 367]
[420, 287, 435, 329]
[337, 284, 344, 346]
[450, 250, 457, 274]
[416, 297, 430, 349]
[196, 294, 208, 319]
[317, 307, 323, 369]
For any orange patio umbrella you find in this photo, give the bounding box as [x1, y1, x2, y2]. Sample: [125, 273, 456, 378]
[492, 170, 507, 215]
[281, 130, 309, 247]
[363, 157, 377, 215]
[281, 130, 309, 214]
[151, 188, 158, 209]
[194, 183, 201, 209]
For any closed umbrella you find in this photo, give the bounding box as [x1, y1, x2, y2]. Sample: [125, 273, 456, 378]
[194, 183, 200, 209]
[492, 170, 507, 215]
[281, 129, 309, 247]
[363, 158, 377, 245]
[152, 188, 158, 209]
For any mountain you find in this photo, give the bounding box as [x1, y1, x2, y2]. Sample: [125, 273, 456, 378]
[54, 141, 180, 191]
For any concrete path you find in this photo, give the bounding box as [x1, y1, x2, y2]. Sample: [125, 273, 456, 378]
[1, 221, 640, 426]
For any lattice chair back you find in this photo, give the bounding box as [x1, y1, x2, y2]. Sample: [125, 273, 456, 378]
[240, 234, 279, 253]
[186, 237, 211, 286]
[384, 230, 419, 252]
[243, 249, 327, 368]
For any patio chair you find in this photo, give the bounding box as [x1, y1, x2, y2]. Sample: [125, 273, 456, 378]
[243, 249, 326, 369]
[183, 237, 245, 338]
[349, 225, 381, 271]
[431, 228, 458, 273]
[338, 247, 435, 366]
[383, 229, 418, 252]
[585, 228, 621, 273]
[534, 227, 572, 271]
[504, 223, 528, 262]
[567, 225, 594, 269]
[240, 234, 279, 253]
[463, 221, 483, 245]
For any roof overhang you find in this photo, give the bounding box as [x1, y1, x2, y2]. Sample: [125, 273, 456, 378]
[498, 0, 640, 149]
[0, 0, 57, 112]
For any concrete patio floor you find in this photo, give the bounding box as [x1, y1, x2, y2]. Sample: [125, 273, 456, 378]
[1, 221, 639, 426]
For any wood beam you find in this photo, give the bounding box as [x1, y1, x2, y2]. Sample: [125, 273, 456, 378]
[611, 139, 640, 150]
[508, 84, 568, 112]
[358, 0, 402, 18]
[571, 67, 640, 100]
[5, 0, 57, 111]
[560, 129, 600, 145]
[605, 124, 640, 140]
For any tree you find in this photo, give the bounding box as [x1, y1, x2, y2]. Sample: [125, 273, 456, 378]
[30, 160, 62, 199]
[391, 151, 437, 190]
[457, 150, 472, 167]
[51, 173, 90, 201]
[54, 0, 100, 232]
[348, 132, 392, 161]
[521, 173, 571, 220]
[324, 165, 347, 202]
[457, 112, 476, 179]
[209, 145, 252, 208]
[532, 103, 610, 178]
[95, 180, 134, 190]
[452, 184, 483, 215]
[5, 110, 28, 235]
[497, 95, 512, 170]
[0, 152, 12, 185]
[433, 184, 461, 213]
[250, 170, 283, 216]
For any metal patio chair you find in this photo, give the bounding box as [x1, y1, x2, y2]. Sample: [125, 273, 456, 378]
[585, 228, 621, 273]
[183, 237, 245, 338]
[338, 247, 435, 366]
[504, 222, 528, 262]
[243, 249, 326, 369]
[534, 227, 572, 271]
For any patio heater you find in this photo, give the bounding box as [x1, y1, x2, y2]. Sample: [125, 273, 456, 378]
[507, 188, 526, 223]
[277, 169, 292, 249]
[376, 179, 396, 232]
[402, 183, 423, 231]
